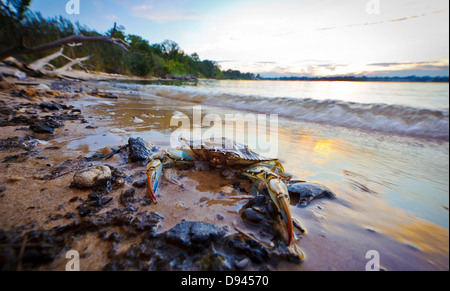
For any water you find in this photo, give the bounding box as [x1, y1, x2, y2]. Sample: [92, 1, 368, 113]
[126, 80, 449, 141]
[108, 80, 450, 227]
[67, 79, 449, 270]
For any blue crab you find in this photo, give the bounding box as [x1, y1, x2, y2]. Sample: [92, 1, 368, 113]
[146, 138, 295, 246]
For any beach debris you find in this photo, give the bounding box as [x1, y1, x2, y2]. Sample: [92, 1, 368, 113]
[120, 188, 137, 206]
[0, 80, 15, 89]
[128, 137, 151, 163]
[39, 102, 62, 111]
[34, 84, 51, 91]
[30, 117, 64, 134]
[90, 88, 119, 99]
[163, 221, 224, 252]
[132, 116, 144, 123]
[146, 137, 296, 247]
[72, 165, 112, 189]
[288, 182, 337, 208]
[0, 135, 46, 151]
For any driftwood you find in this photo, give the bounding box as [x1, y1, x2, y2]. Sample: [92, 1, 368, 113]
[2, 57, 43, 77]
[30, 47, 65, 71]
[3, 54, 89, 81]
[0, 23, 129, 60]
[54, 55, 92, 74]
[0, 23, 128, 81]
[0, 34, 129, 61]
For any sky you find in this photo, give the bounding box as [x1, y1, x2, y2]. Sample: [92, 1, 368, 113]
[28, 0, 449, 77]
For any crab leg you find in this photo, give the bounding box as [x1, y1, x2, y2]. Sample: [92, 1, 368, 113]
[267, 177, 294, 246]
[146, 159, 163, 203]
[146, 150, 195, 203]
[241, 164, 295, 246]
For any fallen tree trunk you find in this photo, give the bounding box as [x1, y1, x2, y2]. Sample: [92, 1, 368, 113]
[0, 22, 129, 61]
[30, 47, 65, 71]
[54, 55, 92, 74]
[0, 34, 129, 60]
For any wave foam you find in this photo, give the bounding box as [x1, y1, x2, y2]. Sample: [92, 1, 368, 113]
[141, 85, 449, 141]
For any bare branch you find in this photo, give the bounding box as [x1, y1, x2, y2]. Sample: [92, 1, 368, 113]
[55, 54, 93, 73]
[0, 33, 130, 60]
[29, 47, 65, 71]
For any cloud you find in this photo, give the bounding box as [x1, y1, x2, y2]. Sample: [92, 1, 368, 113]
[316, 64, 348, 71]
[273, 9, 447, 37]
[368, 61, 429, 67]
[360, 61, 449, 77]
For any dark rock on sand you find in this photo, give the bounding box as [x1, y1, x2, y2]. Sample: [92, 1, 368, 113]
[30, 124, 55, 134]
[163, 221, 224, 252]
[132, 178, 148, 189]
[288, 182, 336, 208]
[241, 208, 266, 224]
[39, 103, 62, 111]
[29, 117, 65, 134]
[120, 189, 137, 206]
[0, 135, 42, 151]
[128, 137, 150, 163]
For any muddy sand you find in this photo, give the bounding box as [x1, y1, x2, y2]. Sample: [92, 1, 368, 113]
[0, 77, 304, 271]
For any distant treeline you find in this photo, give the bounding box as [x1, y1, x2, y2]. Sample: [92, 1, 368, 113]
[262, 75, 449, 82]
[0, 2, 255, 80]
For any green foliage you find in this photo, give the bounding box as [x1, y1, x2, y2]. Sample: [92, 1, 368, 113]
[0, 4, 255, 80]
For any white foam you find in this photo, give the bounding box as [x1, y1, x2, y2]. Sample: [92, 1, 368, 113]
[141, 85, 450, 141]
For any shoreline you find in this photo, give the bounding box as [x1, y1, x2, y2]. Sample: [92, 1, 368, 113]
[0, 76, 304, 271]
[0, 75, 448, 271]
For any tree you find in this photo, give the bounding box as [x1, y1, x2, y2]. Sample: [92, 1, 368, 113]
[0, 0, 129, 60]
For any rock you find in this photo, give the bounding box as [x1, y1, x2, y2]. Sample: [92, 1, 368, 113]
[241, 208, 266, 225]
[45, 90, 62, 97]
[98, 92, 118, 99]
[128, 137, 150, 162]
[39, 103, 62, 111]
[194, 252, 234, 271]
[72, 166, 112, 189]
[132, 116, 144, 123]
[29, 117, 64, 134]
[34, 84, 51, 91]
[99, 146, 114, 156]
[0, 81, 15, 90]
[30, 124, 55, 134]
[25, 88, 36, 96]
[164, 221, 224, 251]
[120, 189, 137, 206]
[132, 178, 147, 189]
[14, 71, 26, 80]
[288, 183, 337, 208]
[246, 195, 266, 208]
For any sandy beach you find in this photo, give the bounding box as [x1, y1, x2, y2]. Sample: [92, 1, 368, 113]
[0, 71, 448, 271]
[0, 73, 305, 271]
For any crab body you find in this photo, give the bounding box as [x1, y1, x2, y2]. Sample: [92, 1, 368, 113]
[146, 138, 295, 246]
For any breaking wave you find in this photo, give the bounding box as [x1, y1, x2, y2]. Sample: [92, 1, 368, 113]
[141, 85, 449, 141]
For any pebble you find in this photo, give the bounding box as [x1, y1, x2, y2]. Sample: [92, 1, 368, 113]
[72, 166, 112, 188]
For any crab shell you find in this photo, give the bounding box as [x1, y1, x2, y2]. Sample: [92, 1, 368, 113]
[185, 138, 276, 168]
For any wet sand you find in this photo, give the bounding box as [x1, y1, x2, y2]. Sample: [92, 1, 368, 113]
[0, 76, 448, 271]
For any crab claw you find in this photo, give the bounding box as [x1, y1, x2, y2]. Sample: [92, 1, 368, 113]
[267, 178, 294, 246]
[146, 159, 163, 204]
